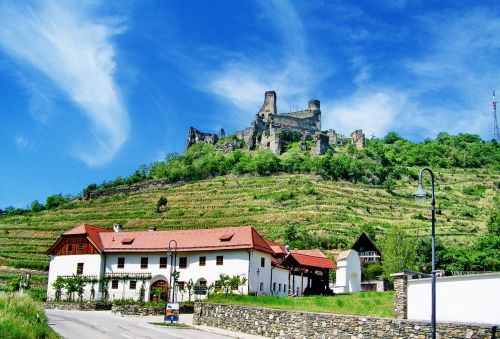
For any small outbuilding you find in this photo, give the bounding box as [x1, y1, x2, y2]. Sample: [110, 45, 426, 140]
[332, 250, 361, 293]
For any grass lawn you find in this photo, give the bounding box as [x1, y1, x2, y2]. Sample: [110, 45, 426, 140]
[204, 291, 394, 318]
[0, 293, 59, 339]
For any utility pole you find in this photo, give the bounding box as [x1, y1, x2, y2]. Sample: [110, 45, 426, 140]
[493, 90, 499, 142]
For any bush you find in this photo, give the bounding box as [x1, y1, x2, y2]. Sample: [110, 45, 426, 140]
[0, 294, 58, 339]
[156, 196, 168, 213]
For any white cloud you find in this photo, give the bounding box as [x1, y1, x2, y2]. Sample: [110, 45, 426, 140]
[323, 90, 409, 138]
[0, 1, 129, 166]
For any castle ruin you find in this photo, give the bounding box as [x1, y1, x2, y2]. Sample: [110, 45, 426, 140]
[186, 91, 365, 155]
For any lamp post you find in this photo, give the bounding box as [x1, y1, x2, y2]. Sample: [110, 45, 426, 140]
[413, 167, 436, 339]
[167, 240, 177, 303]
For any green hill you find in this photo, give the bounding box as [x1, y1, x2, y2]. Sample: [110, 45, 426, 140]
[0, 170, 498, 271]
[0, 132, 499, 275]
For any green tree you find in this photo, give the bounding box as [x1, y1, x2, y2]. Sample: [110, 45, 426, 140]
[30, 200, 45, 213]
[185, 279, 194, 302]
[380, 224, 416, 279]
[156, 196, 168, 213]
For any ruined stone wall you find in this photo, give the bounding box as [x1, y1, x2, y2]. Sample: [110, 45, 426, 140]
[186, 127, 218, 150]
[194, 303, 496, 339]
[325, 129, 346, 146]
[350, 129, 366, 149]
[313, 133, 329, 156]
[271, 114, 319, 135]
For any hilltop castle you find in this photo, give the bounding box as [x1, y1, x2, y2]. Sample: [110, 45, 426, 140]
[186, 91, 365, 155]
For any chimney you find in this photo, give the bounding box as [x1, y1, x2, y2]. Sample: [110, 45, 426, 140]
[113, 224, 122, 233]
[148, 227, 156, 232]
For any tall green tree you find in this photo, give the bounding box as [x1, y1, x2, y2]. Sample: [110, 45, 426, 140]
[380, 224, 416, 279]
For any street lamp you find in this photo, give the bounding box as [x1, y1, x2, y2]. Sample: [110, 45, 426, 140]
[167, 240, 177, 303]
[413, 167, 436, 339]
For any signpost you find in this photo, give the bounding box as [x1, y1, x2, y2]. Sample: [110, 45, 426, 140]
[164, 303, 179, 323]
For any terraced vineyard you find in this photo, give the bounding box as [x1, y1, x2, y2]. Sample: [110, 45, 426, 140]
[0, 168, 498, 271]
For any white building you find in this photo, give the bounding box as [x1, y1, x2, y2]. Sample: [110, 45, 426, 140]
[46, 224, 335, 302]
[332, 250, 361, 293]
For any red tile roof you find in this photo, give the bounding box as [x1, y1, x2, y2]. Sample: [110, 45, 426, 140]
[292, 249, 327, 258]
[99, 226, 275, 254]
[284, 252, 336, 270]
[265, 239, 286, 256]
[62, 223, 111, 252]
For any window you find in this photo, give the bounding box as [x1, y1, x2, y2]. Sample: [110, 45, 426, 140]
[261, 257, 265, 267]
[199, 256, 206, 266]
[76, 243, 83, 253]
[279, 283, 282, 292]
[111, 280, 118, 289]
[67, 244, 73, 253]
[259, 282, 264, 292]
[140, 257, 148, 269]
[216, 256, 223, 266]
[273, 282, 276, 292]
[197, 278, 207, 288]
[284, 284, 287, 294]
[117, 257, 125, 269]
[178, 281, 185, 290]
[159, 257, 167, 268]
[129, 280, 137, 290]
[76, 262, 84, 275]
[179, 257, 187, 269]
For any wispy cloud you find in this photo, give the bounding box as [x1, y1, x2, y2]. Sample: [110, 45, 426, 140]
[205, 1, 328, 118]
[0, 1, 129, 166]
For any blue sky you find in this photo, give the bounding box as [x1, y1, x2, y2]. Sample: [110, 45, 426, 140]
[0, 0, 499, 208]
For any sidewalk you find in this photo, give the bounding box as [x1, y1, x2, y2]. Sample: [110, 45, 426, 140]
[120, 312, 265, 339]
[181, 314, 265, 339]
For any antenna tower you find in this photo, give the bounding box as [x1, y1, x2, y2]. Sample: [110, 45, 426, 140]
[494, 90, 500, 141]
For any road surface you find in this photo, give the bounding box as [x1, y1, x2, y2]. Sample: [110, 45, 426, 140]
[46, 309, 253, 339]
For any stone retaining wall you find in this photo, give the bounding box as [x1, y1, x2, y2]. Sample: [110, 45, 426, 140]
[193, 303, 497, 338]
[112, 304, 194, 316]
[42, 302, 111, 311]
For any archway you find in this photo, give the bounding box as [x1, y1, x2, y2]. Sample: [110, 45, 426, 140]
[150, 279, 169, 303]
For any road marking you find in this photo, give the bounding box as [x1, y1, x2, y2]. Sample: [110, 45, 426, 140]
[120, 334, 133, 339]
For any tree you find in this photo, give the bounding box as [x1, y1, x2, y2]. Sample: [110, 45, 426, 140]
[83, 183, 97, 200]
[52, 277, 64, 301]
[216, 274, 247, 297]
[156, 196, 168, 213]
[380, 224, 416, 280]
[185, 279, 194, 302]
[30, 200, 44, 213]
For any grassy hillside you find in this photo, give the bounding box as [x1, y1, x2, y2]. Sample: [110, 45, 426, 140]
[0, 168, 498, 271]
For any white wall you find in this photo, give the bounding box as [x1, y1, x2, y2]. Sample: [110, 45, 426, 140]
[47, 254, 102, 301]
[247, 250, 273, 294]
[407, 272, 500, 325]
[105, 250, 251, 301]
[333, 251, 361, 293]
[271, 267, 289, 296]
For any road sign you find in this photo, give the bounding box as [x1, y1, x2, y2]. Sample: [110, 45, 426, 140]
[164, 303, 179, 322]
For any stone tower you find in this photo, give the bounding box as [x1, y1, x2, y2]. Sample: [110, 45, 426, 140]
[258, 91, 277, 120]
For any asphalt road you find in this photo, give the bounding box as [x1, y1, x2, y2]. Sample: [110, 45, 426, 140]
[45, 309, 236, 339]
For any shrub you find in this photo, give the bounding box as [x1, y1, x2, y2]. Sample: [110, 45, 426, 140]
[0, 294, 58, 339]
[156, 196, 168, 213]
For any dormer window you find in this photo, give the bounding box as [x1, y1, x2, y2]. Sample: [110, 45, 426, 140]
[121, 237, 134, 245]
[219, 233, 234, 241]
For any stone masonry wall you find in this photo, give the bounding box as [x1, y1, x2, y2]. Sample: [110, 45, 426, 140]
[194, 303, 496, 339]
